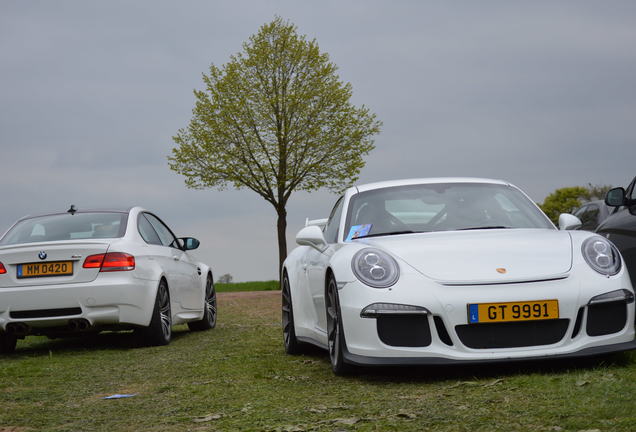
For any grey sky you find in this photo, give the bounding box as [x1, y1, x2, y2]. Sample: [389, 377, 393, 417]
[1, 1, 635, 281]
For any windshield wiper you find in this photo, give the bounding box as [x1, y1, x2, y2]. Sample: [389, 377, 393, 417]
[458, 226, 510, 231]
[353, 230, 419, 239]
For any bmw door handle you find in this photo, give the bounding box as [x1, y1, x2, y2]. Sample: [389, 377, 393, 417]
[172, 256, 179, 261]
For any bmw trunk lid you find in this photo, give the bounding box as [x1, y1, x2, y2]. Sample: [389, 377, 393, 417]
[0, 241, 110, 288]
[359, 229, 572, 285]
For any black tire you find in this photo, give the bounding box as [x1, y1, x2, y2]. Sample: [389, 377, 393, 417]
[326, 275, 352, 375]
[188, 274, 217, 331]
[282, 272, 302, 354]
[0, 333, 17, 354]
[138, 279, 172, 346]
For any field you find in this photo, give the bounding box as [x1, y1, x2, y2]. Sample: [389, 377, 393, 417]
[215, 280, 279, 293]
[1, 290, 635, 431]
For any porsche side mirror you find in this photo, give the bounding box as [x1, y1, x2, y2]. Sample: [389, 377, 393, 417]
[558, 213, 582, 230]
[296, 225, 328, 252]
[605, 187, 626, 207]
[180, 237, 200, 250]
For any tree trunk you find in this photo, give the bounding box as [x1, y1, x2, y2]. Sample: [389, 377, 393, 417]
[276, 206, 288, 281]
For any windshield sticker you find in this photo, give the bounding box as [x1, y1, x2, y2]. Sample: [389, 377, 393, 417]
[346, 224, 372, 241]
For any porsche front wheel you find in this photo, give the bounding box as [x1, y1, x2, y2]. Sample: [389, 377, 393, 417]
[326, 275, 351, 375]
[282, 272, 302, 354]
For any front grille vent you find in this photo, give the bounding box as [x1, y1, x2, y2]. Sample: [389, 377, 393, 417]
[433, 316, 453, 346]
[571, 307, 584, 338]
[455, 319, 570, 349]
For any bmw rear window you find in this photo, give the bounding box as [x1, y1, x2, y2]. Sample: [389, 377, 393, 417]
[0, 212, 128, 246]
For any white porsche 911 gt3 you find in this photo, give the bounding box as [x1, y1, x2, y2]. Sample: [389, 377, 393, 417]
[281, 178, 636, 374]
[0, 206, 216, 353]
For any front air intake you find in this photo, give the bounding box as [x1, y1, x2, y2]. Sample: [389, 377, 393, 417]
[376, 315, 432, 347]
[586, 302, 627, 336]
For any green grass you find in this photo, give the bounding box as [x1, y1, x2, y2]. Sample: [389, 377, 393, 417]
[215, 280, 279, 292]
[1, 291, 635, 431]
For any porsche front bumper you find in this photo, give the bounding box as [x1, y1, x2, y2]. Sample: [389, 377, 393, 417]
[337, 271, 636, 365]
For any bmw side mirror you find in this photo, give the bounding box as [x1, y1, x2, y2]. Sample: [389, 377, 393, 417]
[558, 213, 582, 230]
[605, 187, 626, 207]
[296, 225, 328, 252]
[180, 237, 200, 250]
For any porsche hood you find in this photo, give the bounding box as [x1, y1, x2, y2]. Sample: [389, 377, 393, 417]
[357, 229, 572, 285]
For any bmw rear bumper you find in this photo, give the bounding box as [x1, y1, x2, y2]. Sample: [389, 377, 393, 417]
[0, 274, 158, 333]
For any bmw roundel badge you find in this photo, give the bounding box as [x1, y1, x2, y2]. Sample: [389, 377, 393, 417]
[38, 251, 47, 260]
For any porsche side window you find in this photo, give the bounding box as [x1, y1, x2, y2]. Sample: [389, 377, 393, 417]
[324, 197, 344, 243]
[145, 213, 179, 248]
[138, 214, 162, 246]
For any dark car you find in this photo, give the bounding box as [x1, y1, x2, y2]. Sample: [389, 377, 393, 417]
[597, 176, 636, 281]
[572, 200, 612, 231]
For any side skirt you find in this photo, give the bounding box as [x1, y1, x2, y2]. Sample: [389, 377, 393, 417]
[297, 335, 328, 351]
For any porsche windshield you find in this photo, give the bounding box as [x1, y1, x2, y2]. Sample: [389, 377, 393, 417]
[0, 212, 128, 246]
[343, 183, 553, 240]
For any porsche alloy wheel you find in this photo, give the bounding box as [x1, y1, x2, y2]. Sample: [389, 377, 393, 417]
[282, 273, 302, 354]
[326, 275, 350, 375]
[189, 274, 217, 331]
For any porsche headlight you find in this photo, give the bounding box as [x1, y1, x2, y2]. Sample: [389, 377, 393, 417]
[352, 248, 399, 288]
[582, 236, 621, 276]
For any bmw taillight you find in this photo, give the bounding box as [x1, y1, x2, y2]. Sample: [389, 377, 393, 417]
[0, 262, 6, 274]
[83, 255, 104, 269]
[83, 253, 135, 272]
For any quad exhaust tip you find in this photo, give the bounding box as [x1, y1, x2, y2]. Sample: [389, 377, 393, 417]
[68, 319, 91, 331]
[4, 319, 92, 336]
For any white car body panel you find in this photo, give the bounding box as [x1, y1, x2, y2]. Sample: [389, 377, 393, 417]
[359, 229, 572, 285]
[0, 206, 211, 335]
[283, 178, 636, 365]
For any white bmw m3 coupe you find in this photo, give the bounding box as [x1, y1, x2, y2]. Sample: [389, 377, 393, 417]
[0, 207, 216, 353]
[281, 178, 636, 374]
